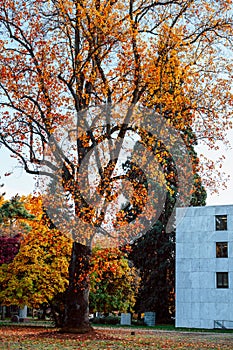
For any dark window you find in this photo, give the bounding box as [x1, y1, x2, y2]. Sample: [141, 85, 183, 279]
[215, 215, 227, 231]
[216, 272, 229, 288]
[216, 242, 228, 258]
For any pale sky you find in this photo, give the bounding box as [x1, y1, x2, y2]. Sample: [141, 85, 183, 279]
[0, 132, 232, 206]
[0, 148, 36, 198]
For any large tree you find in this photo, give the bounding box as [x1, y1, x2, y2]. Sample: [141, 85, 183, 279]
[128, 46, 208, 323]
[0, 0, 232, 332]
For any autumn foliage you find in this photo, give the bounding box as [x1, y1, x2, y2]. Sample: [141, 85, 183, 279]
[0, 1, 232, 227]
[1, 326, 233, 350]
[0, 234, 20, 265]
[0, 0, 233, 332]
[90, 247, 139, 314]
[0, 195, 139, 318]
[0, 196, 72, 308]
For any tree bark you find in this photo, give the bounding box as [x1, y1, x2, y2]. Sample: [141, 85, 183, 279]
[61, 242, 93, 333]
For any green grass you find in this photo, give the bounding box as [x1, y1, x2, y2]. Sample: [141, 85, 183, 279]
[1, 319, 233, 333]
[0, 318, 54, 328]
[175, 327, 233, 334]
[89, 322, 233, 333]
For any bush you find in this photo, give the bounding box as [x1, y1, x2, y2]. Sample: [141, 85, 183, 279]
[132, 319, 145, 326]
[90, 317, 101, 324]
[104, 315, 120, 325]
[90, 315, 120, 325]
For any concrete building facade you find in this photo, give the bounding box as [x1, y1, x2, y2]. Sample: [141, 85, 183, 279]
[175, 205, 233, 329]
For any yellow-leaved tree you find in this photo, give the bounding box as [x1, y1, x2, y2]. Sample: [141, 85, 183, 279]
[0, 196, 72, 319]
[90, 247, 140, 315]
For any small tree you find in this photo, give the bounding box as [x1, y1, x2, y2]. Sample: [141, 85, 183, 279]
[0, 209, 72, 315]
[90, 247, 139, 315]
[0, 195, 34, 230]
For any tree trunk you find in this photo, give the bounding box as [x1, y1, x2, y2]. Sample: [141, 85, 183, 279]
[61, 242, 93, 333]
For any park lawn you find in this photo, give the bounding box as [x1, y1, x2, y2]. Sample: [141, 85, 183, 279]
[1, 326, 233, 349]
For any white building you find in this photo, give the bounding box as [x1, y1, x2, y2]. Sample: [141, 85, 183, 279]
[175, 205, 233, 329]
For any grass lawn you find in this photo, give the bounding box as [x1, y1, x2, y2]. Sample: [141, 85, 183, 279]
[1, 325, 233, 349]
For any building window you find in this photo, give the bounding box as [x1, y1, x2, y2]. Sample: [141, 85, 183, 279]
[216, 242, 228, 258]
[215, 215, 227, 231]
[216, 272, 229, 288]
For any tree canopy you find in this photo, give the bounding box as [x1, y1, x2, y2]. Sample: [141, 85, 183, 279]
[0, 1, 232, 241]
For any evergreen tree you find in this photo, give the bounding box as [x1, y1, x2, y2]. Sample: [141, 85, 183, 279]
[0, 195, 34, 226]
[129, 128, 206, 323]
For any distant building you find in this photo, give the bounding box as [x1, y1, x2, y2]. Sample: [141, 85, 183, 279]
[175, 205, 233, 329]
